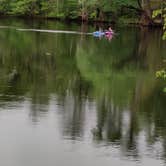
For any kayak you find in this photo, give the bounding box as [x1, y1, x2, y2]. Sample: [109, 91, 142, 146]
[93, 31, 114, 37]
[93, 31, 105, 37]
[105, 31, 114, 36]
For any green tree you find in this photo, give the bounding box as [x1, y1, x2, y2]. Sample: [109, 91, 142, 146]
[10, 0, 39, 16]
[153, 5, 166, 40]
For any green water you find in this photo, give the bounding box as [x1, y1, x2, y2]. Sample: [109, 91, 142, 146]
[0, 19, 166, 166]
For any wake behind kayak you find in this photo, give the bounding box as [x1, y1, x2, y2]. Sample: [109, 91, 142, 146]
[17, 28, 92, 35]
[0, 25, 115, 38]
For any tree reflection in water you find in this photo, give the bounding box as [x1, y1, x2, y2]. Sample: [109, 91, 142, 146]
[0, 19, 166, 161]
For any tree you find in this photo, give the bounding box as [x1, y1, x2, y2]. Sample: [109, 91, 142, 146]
[138, 0, 164, 26]
[10, 0, 39, 16]
[153, 3, 166, 39]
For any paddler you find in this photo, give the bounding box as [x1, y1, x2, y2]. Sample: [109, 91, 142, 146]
[108, 27, 113, 34]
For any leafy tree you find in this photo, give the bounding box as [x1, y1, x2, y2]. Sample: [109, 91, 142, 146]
[153, 5, 166, 40]
[0, 0, 12, 14]
[0, 0, 164, 25]
[10, 0, 39, 16]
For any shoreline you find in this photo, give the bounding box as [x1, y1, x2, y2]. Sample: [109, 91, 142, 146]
[0, 15, 163, 28]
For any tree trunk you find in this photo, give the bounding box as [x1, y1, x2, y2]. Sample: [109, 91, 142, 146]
[139, 0, 153, 26]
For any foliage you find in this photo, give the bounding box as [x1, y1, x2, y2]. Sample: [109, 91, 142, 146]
[156, 70, 166, 79]
[156, 70, 166, 92]
[153, 3, 166, 92]
[0, 0, 139, 21]
[10, 0, 39, 16]
[153, 4, 166, 40]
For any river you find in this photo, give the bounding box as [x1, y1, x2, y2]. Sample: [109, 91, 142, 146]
[0, 18, 166, 166]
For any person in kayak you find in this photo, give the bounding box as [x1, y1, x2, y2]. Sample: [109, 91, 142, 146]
[104, 27, 114, 41]
[105, 26, 114, 34]
[109, 27, 113, 31]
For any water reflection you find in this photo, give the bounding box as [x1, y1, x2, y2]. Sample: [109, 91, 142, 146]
[0, 19, 166, 165]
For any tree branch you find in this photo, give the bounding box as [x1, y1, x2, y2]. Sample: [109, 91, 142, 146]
[137, 0, 142, 9]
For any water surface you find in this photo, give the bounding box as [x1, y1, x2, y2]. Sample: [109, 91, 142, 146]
[0, 19, 166, 166]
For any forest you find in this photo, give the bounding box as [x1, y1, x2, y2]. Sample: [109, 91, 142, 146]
[0, 0, 165, 26]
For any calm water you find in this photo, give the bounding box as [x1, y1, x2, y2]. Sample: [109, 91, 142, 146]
[0, 18, 166, 166]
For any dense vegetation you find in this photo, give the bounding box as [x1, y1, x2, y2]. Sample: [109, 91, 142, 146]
[153, 6, 166, 39]
[0, 0, 165, 25]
